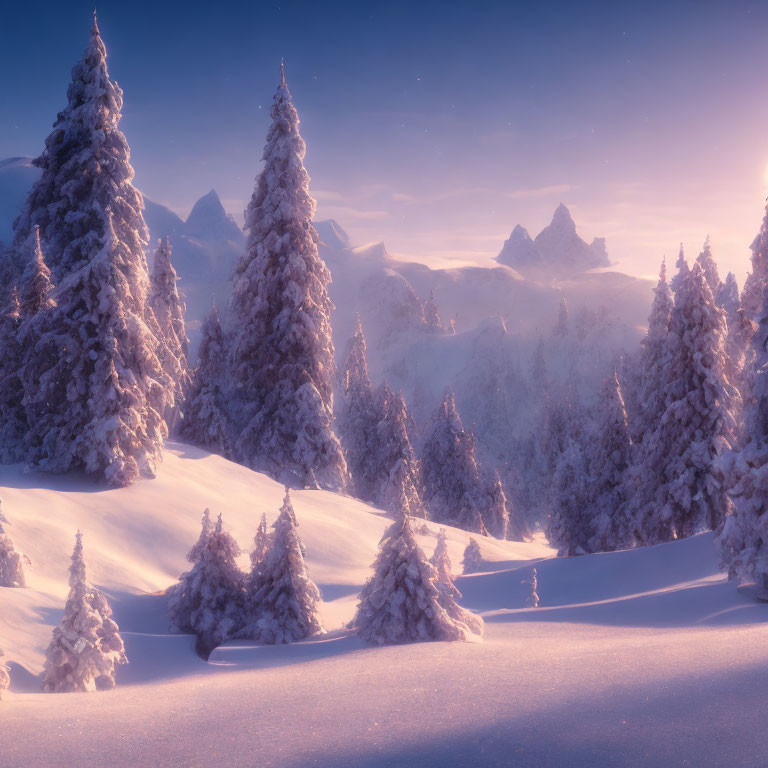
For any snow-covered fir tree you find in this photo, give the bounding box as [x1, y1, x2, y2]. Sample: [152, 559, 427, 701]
[250, 512, 271, 573]
[0, 649, 10, 700]
[18, 226, 55, 318]
[423, 291, 444, 332]
[167, 510, 244, 657]
[0, 501, 25, 588]
[229, 63, 345, 491]
[374, 384, 423, 515]
[696, 236, 721, 294]
[717, 276, 768, 596]
[480, 472, 510, 540]
[421, 393, 489, 534]
[531, 336, 548, 391]
[583, 371, 633, 552]
[525, 567, 539, 608]
[742, 201, 768, 321]
[0, 287, 24, 463]
[430, 529, 457, 598]
[239, 490, 323, 644]
[553, 297, 569, 337]
[670, 243, 689, 295]
[149, 236, 190, 428]
[548, 434, 591, 556]
[625, 258, 673, 523]
[41, 532, 127, 692]
[337, 317, 380, 502]
[12, 17, 169, 486]
[716, 271, 739, 314]
[354, 514, 483, 645]
[179, 305, 231, 457]
[462, 538, 483, 574]
[633, 263, 739, 543]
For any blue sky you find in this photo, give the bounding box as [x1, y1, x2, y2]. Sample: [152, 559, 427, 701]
[3, 0, 768, 280]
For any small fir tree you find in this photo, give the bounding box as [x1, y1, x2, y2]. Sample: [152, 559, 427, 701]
[0, 501, 25, 588]
[423, 291, 444, 331]
[670, 243, 689, 295]
[0, 649, 9, 699]
[421, 394, 489, 534]
[337, 317, 380, 502]
[462, 538, 483, 574]
[41, 532, 127, 692]
[0, 287, 24, 463]
[696, 236, 721, 294]
[149, 236, 190, 428]
[716, 271, 739, 315]
[553, 297, 569, 337]
[525, 567, 540, 608]
[240, 490, 323, 644]
[180, 305, 231, 457]
[250, 512, 271, 573]
[167, 510, 244, 657]
[430, 529, 457, 598]
[354, 514, 483, 645]
[374, 385, 423, 512]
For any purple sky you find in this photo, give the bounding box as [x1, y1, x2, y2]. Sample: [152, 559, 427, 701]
[3, 1, 768, 282]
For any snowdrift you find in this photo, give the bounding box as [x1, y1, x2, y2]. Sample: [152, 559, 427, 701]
[3, 446, 768, 768]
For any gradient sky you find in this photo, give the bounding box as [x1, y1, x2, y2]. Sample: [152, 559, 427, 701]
[3, 0, 768, 283]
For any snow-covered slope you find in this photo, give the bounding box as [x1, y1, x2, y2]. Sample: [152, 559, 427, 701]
[3, 447, 767, 768]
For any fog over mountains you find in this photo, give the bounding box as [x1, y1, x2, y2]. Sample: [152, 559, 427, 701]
[0, 156, 653, 502]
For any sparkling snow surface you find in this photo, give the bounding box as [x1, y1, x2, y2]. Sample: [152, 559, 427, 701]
[2, 444, 767, 767]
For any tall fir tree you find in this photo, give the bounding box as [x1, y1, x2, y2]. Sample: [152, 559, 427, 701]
[0, 287, 24, 463]
[41, 532, 127, 692]
[741, 201, 768, 321]
[354, 514, 483, 645]
[229, 63, 345, 491]
[11, 17, 168, 486]
[718, 276, 768, 596]
[239, 490, 323, 644]
[548, 433, 591, 556]
[149, 236, 190, 427]
[421, 393, 488, 534]
[633, 264, 740, 543]
[374, 384, 423, 515]
[337, 317, 380, 502]
[167, 511, 244, 657]
[584, 371, 633, 552]
[180, 304, 231, 457]
[696, 236, 721, 295]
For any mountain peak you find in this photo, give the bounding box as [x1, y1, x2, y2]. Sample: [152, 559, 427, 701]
[496, 204, 609, 278]
[185, 189, 242, 242]
[550, 202, 575, 231]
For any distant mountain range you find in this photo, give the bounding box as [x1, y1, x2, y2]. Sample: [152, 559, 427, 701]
[496, 202, 610, 278]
